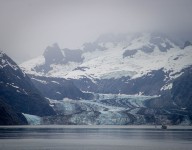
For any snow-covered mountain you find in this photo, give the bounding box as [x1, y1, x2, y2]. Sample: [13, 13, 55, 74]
[21, 33, 192, 95]
[18, 33, 192, 125]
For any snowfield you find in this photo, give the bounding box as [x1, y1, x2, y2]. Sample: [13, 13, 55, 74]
[20, 33, 192, 86]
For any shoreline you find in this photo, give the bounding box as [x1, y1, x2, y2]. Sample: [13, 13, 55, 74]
[0, 125, 192, 129]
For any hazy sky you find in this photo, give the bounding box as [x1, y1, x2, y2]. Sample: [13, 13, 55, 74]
[0, 0, 192, 64]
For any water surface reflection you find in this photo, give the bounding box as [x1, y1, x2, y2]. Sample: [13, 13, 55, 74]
[0, 125, 192, 150]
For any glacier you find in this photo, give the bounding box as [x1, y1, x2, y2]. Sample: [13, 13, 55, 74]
[43, 94, 158, 125]
[23, 113, 41, 125]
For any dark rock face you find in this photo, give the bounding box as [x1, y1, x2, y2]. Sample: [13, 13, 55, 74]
[35, 43, 64, 73]
[122, 33, 176, 58]
[123, 45, 156, 55]
[0, 52, 55, 117]
[144, 66, 192, 124]
[141, 45, 155, 53]
[120, 69, 166, 95]
[146, 66, 192, 110]
[123, 50, 138, 58]
[71, 69, 167, 95]
[73, 67, 89, 71]
[30, 75, 93, 100]
[35, 43, 84, 73]
[171, 67, 192, 111]
[145, 92, 174, 109]
[0, 99, 28, 125]
[150, 37, 173, 52]
[43, 43, 64, 64]
[183, 41, 192, 49]
[43, 43, 84, 64]
[137, 107, 191, 125]
[63, 48, 83, 63]
[70, 77, 98, 94]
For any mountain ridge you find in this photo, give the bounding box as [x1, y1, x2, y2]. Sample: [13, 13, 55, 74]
[0, 51, 55, 117]
[20, 33, 192, 96]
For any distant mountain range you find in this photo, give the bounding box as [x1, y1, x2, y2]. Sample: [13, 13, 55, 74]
[21, 33, 192, 96]
[0, 32, 192, 125]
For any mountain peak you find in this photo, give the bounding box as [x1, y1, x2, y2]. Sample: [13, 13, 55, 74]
[183, 41, 192, 48]
[21, 32, 192, 82]
[0, 51, 20, 71]
[122, 32, 175, 54]
[0, 51, 5, 57]
[43, 43, 64, 64]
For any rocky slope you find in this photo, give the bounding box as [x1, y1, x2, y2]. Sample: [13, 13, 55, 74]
[29, 75, 93, 100]
[147, 66, 192, 112]
[0, 51, 55, 117]
[0, 98, 28, 125]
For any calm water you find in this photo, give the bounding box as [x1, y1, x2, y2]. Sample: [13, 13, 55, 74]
[0, 125, 192, 150]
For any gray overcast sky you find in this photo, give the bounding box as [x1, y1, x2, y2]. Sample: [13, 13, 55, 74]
[0, 0, 192, 64]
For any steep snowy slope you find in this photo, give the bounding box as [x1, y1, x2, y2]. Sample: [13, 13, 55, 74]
[20, 33, 192, 95]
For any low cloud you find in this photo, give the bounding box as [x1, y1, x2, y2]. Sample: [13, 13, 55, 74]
[0, 0, 192, 63]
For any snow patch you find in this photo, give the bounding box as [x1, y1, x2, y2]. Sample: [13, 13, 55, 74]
[56, 91, 61, 94]
[31, 78, 47, 84]
[20, 55, 45, 76]
[161, 83, 173, 91]
[6, 83, 19, 89]
[51, 81, 60, 84]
